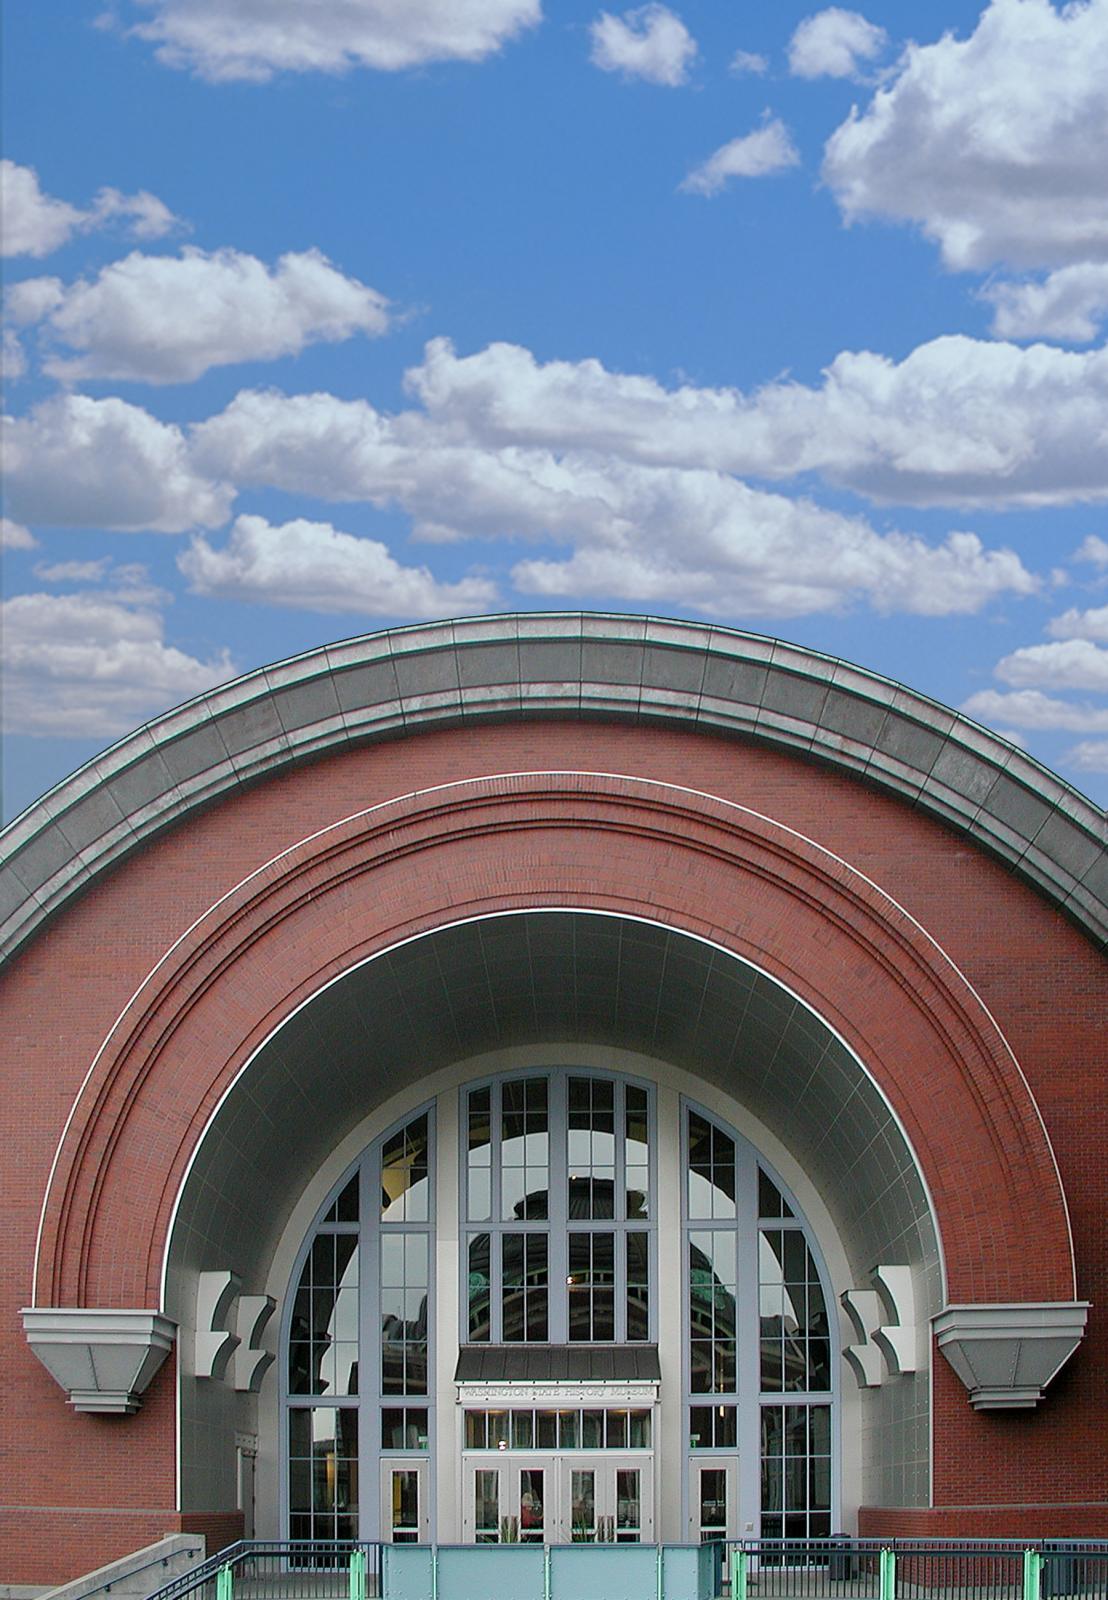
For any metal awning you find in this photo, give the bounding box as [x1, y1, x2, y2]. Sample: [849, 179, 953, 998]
[455, 1344, 661, 1384]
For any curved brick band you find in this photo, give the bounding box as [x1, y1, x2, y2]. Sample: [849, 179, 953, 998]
[1, 613, 1104, 964]
[33, 774, 1072, 1312]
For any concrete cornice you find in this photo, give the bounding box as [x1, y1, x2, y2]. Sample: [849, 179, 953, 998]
[1, 612, 1104, 964]
[21, 1307, 176, 1414]
[934, 1301, 1090, 1410]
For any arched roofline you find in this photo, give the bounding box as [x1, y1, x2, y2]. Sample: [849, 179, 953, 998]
[1, 611, 1104, 962]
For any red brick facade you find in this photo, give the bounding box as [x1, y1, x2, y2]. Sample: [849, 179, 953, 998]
[3, 719, 1105, 1580]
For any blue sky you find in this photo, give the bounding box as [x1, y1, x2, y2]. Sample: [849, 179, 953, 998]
[3, 0, 1108, 819]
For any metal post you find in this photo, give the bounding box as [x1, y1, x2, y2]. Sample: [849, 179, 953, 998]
[731, 1548, 747, 1600]
[350, 1548, 366, 1600]
[215, 1564, 233, 1600]
[1023, 1549, 1042, 1600]
[879, 1547, 895, 1600]
[544, 1542, 552, 1600]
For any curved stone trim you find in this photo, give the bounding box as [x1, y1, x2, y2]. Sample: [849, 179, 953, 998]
[1, 612, 1104, 964]
[32, 775, 1072, 1310]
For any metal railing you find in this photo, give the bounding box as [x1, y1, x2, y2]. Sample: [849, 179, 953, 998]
[146, 1543, 381, 1600]
[146, 1538, 1108, 1600]
[727, 1539, 1108, 1600]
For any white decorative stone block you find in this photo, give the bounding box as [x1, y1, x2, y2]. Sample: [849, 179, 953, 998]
[841, 1266, 920, 1386]
[195, 1270, 241, 1380]
[872, 1265, 919, 1375]
[841, 1289, 884, 1387]
[233, 1294, 276, 1392]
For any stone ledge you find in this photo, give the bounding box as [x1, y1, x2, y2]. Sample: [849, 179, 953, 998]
[22, 1308, 177, 1415]
[933, 1301, 1090, 1409]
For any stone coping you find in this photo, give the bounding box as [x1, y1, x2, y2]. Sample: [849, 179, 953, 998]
[1, 613, 1104, 964]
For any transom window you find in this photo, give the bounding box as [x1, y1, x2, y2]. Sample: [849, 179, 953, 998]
[464, 1408, 652, 1450]
[465, 1073, 654, 1344]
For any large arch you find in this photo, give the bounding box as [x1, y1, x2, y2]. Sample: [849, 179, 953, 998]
[32, 772, 1071, 1313]
[5, 617, 1104, 1580]
[2, 615, 1104, 964]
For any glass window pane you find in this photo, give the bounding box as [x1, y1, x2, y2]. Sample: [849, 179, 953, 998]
[382, 1114, 429, 1224]
[616, 1469, 640, 1540]
[324, 1174, 360, 1224]
[520, 1468, 545, 1542]
[581, 1410, 602, 1449]
[468, 1233, 491, 1342]
[475, 1469, 500, 1540]
[571, 1471, 595, 1541]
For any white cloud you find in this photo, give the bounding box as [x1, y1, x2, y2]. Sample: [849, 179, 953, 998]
[3, 393, 232, 532]
[589, 4, 696, 85]
[5, 276, 65, 325]
[179, 513, 498, 616]
[1, 517, 36, 550]
[1067, 738, 1108, 771]
[17, 247, 390, 385]
[3, 327, 27, 381]
[680, 119, 799, 195]
[406, 334, 1108, 508]
[984, 264, 1108, 343]
[1075, 535, 1108, 567]
[729, 49, 768, 75]
[0, 589, 234, 737]
[90, 185, 179, 240]
[961, 688, 1108, 734]
[1, 162, 87, 257]
[0, 160, 179, 258]
[190, 382, 1036, 620]
[1047, 605, 1108, 644]
[33, 558, 113, 583]
[787, 8, 887, 79]
[124, 0, 541, 81]
[995, 638, 1108, 691]
[823, 0, 1108, 271]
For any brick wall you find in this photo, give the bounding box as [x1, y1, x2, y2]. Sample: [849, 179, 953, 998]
[2, 721, 1104, 1578]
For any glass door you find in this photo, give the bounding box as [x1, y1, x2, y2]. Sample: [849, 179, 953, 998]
[383, 1460, 429, 1542]
[562, 1459, 653, 1542]
[465, 1459, 551, 1542]
[690, 1459, 736, 1542]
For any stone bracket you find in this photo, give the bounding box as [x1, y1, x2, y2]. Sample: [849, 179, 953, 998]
[22, 1307, 177, 1414]
[841, 1264, 920, 1387]
[195, 1270, 241, 1380]
[233, 1294, 276, 1392]
[195, 1272, 276, 1391]
[933, 1301, 1090, 1409]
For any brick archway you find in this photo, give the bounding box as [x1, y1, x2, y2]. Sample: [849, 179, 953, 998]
[34, 770, 1072, 1314]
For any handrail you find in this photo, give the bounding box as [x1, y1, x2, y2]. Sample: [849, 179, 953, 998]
[47, 1542, 207, 1600]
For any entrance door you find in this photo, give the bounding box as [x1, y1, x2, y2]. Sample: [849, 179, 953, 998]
[382, 1460, 430, 1542]
[465, 1458, 650, 1542]
[465, 1459, 551, 1542]
[562, 1459, 653, 1543]
[689, 1459, 737, 1542]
